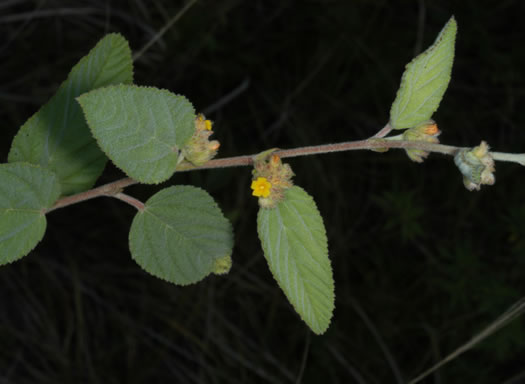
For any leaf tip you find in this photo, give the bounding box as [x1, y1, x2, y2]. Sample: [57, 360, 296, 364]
[389, 15, 458, 130]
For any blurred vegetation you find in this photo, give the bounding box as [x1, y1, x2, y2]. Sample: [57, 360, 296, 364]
[1, 0, 525, 383]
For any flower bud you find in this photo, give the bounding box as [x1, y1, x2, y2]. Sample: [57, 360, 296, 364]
[454, 141, 495, 191]
[180, 114, 220, 166]
[369, 138, 389, 153]
[402, 120, 441, 163]
[212, 254, 232, 275]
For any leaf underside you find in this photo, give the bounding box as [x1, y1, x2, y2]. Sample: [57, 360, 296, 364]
[390, 16, 457, 129]
[257, 186, 335, 335]
[0, 163, 61, 265]
[78, 85, 195, 184]
[129, 185, 234, 285]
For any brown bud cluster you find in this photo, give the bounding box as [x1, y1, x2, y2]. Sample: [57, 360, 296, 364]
[402, 120, 441, 163]
[252, 153, 294, 208]
[180, 114, 220, 166]
[454, 141, 495, 191]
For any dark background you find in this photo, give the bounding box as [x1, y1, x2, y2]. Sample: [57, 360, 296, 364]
[2, 1, 525, 383]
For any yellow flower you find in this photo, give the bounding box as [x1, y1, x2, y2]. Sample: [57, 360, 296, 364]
[195, 114, 213, 131]
[251, 177, 272, 197]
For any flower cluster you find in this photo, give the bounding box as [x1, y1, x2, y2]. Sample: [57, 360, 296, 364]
[251, 152, 294, 208]
[402, 120, 441, 162]
[454, 141, 495, 191]
[180, 114, 220, 166]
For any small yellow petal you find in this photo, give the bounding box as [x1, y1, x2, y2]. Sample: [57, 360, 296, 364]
[205, 120, 213, 131]
[251, 177, 272, 197]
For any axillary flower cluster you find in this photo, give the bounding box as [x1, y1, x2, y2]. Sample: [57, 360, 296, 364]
[179, 114, 220, 167]
[402, 120, 441, 163]
[454, 141, 496, 191]
[251, 151, 294, 208]
[401, 121, 496, 191]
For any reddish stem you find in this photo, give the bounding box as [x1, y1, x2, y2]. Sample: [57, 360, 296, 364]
[46, 177, 137, 213]
[114, 192, 145, 211]
[373, 123, 393, 138]
[47, 138, 462, 213]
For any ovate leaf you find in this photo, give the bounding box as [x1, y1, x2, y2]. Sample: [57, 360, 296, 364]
[257, 186, 334, 334]
[129, 185, 233, 285]
[0, 163, 61, 265]
[390, 16, 457, 129]
[78, 85, 195, 184]
[8, 33, 133, 195]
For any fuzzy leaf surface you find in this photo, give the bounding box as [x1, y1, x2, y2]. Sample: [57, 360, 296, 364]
[129, 186, 233, 285]
[257, 186, 334, 334]
[390, 16, 457, 129]
[8, 33, 133, 195]
[78, 85, 195, 184]
[0, 163, 61, 265]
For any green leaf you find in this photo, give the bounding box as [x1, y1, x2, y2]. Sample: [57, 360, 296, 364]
[78, 85, 195, 184]
[129, 185, 233, 285]
[390, 16, 457, 129]
[257, 186, 334, 334]
[0, 163, 61, 265]
[8, 33, 133, 195]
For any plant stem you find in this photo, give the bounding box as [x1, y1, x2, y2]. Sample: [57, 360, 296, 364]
[114, 192, 145, 211]
[47, 137, 525, 213]
[46, 177, 136, 213]
[176, 139, 460, 172]
[492, 151, 525, 166]
[373, 122, 393, 138]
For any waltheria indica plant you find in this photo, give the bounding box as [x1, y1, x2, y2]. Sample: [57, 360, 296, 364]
[2, 17, 525, 335]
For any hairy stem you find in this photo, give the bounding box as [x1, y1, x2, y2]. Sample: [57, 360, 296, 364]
[492, 151, 525, 166]
[373, 122, 393, 138]
[46, 177, 136, 213]
[176, 139, 460, 172]
[47, 138, 524, 213]
[114, 192, 145, 211]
